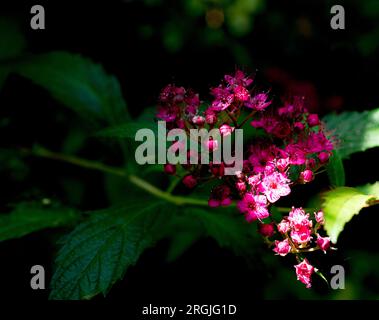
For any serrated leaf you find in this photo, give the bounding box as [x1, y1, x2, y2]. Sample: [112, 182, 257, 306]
[326, 149, 345, 187]
[49, 202, 167, 300]
[0, 203, 79, 242]
[323, 109, 379, 159]
[322, 187, 378, 243]
[14, 51, 130, 127]
[187, 207, 257, 257]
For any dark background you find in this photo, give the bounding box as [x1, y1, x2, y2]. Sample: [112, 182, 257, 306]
[0, 0, 378, 301]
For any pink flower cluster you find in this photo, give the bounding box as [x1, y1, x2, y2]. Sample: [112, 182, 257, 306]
[260, 208, 331, 288]
[156, 69, 335, 289]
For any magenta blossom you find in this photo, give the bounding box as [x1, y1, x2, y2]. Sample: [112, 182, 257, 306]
[316, 235, 331, 253]
[294, 259, 314, 288]
[260, 172, 291, 203]
[290, 225, 312, 244]
[237, 193, 269, 222]
[210, 86, 234, 111]
[315, 210, 325, 225]
[245, 93, 271, 111]
[224, 69, 253, 87]
[273, 239, 291, 256]
[278, 218, 290, 234]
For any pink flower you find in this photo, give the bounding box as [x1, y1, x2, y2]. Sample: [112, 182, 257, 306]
[294, 259, 314, 288]
[306, 132, 333, 153]
[247, 174, 261, 189]
[156, 105, 180, 122]
[315, 210, 325, 225]
[258, 223, 275, 237]
[182, 175, 197, 188]
[307, 114, 319, 127]
[164, 164, 176, 175]
[300, 169, 314, 183]
[210, 87, 234, 111]
[236, 181, 247, 193]
[219, 124, 234, 137]
[192, 115, 205, 126]
[224, 69, 253, 87]
[278, 97, 305, 117]
[208, 185, 232, 207]
[234, 85, 250, 102]
[205, 109, 217, 125]
[184, 89, 200, 116]
[237, 193, 269, 222]
[261, 172, 291, 203]
[290, 225, 312, 244]
[278, 218, 290, 234]
[276, 158, 289, 172]
[245, 93, 271, 110]
[159, 84, 186, 103]
[273, 239, 291, 256]
[288, 207, 312, 229]
[316, 235, 331, 253]
[285, 144, 306, 165]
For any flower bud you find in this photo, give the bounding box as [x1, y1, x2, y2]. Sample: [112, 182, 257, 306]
[294, 122, 305, 131]
[307, 114, 320, 127]
[318, 151, 330, 163]
[315, 210, 325, 225]
[182, 175, 197, 188]
[300, 169, 314, 183]
[164, 164, 176, 175]
[258, 223, 275, 237]
[205, 110, 217, 125]
[316, 235, 330, 253]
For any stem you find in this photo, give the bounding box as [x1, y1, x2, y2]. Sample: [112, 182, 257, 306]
[22, 146, 303, 213]
[166, 176, 181, 193]
[226, 110, 238, 127]
[21, 146, 209, 207]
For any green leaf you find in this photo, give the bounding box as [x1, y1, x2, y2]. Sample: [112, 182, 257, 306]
[322, 187, 378, 243]
[0, 17, 26, 61]
[0, 202, 79, 242]
[326, 149, 345, 187]
[96, 121, 157, 139]
[323, 109, 379, 159]
[356, 182, 379, 198]
[49, 202, 167, 300]
[165, 214, 203, 262]
[14, 51, 130, 126]
[166, 231, 202, 262]
[187, 207, 257, 257]
[0, 17, 26, 89]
